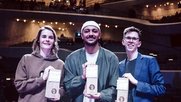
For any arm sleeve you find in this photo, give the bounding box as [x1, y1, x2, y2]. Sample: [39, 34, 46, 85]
[136, 58, 166, 96]
[14, 55, 45, 94]
[100, 55, 119, 102]
[59, 64, 65, 97]
[63, 57, 86, 98]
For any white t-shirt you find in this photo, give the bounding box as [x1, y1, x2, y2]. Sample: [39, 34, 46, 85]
[83, 50, 99, 102]
[86, 50, 99, 64]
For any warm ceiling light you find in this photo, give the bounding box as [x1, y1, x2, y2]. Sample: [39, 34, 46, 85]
[6, 78, 11, 80]
[42, 20, 45, 23]
[23, 19, 27, 22]
[168, 58, 173, 61]
[16, 18, 20, 22]
[55, 22, 58, 24]
[170, 3, 174, 6]
[32, 20, 35, 23]
[66, 0, 69, 3]
[146, 5, 149, 8]
[115, 25, 118, 28]
[69, 22, 72, 25]
[166, 2, 170, 5]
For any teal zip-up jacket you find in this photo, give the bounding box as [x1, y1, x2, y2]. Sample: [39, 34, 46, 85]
[64, 47, 119, 102]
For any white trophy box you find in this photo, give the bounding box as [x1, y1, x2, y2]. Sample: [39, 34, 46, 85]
[116, 77, 129, 102]
[45, 67, 62, 99]
[86, 64, 98, 94]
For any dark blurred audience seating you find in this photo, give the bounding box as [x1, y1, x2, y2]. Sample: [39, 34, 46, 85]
[0, 0, 88, 14]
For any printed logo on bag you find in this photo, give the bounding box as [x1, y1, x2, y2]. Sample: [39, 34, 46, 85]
[51, 88, 57, 94]
[89, 84, 95, 90]
[119, 96, 125, 102]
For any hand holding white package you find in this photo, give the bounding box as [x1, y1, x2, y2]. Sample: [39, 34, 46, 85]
[45, 66, 62, 99]
[86, 64, 98, 94]
[116, 77, 129, 102]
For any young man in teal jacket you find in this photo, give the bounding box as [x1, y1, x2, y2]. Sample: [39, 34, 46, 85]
[64, 21, 119, 102]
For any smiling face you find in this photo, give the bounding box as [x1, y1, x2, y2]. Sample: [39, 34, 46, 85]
[81, 25, 101, 46]
[122, 31, 141, 53]
[39, 29, 55, 51]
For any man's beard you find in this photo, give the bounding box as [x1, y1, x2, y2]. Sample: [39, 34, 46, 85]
[84, 39, 99, 46]
[83, 35, 99, 46]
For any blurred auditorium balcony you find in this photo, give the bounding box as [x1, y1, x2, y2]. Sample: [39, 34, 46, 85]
[0, 0, 181, 22]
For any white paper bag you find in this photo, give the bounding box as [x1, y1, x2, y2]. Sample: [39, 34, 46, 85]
[116, 77, 129, 102]
[45, 67, 62, 99]
[86, 64, 98, 94]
